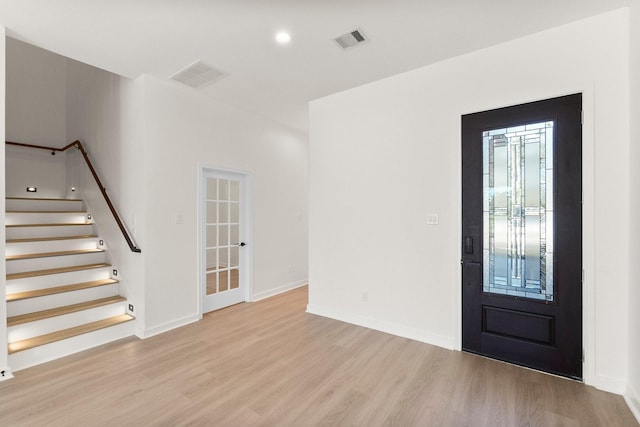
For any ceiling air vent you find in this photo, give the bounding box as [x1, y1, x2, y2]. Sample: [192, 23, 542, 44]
[334, 28, 368, 50]
[169, 60, 225, 88]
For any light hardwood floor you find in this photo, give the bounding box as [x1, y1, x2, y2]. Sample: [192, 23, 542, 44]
[0, 286, 636, 426]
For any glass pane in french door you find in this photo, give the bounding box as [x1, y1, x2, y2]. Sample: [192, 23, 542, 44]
[205, 177, 241, 295]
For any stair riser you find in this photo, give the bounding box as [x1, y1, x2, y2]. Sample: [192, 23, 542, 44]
[6, 199, 84, 211]
[6, 238, 101, 256]
[9, 303, 127, 342]
[8, 320, 135, 372]
[7, 284, 120, 317]
[6, 224, 94, 240]
[7, 252, 107, 274]
[6, 267, 113, 293]
[6, 212, 89, 225]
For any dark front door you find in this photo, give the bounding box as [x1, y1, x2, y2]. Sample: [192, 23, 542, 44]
[461, 94, 582, 379]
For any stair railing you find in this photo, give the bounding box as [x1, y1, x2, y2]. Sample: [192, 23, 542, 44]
[5, 140, 142, 253]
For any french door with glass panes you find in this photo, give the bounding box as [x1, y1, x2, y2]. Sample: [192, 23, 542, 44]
[462, 94, 582, 379]
[202, 169, 250, 313]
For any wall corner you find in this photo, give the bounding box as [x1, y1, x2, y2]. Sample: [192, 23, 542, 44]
[0, 27, 9, 378]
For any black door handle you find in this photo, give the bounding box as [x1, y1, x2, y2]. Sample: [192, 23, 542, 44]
[239, 242, 246, 247]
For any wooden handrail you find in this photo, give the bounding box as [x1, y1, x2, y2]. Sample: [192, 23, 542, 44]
[6, 140, 142, 253]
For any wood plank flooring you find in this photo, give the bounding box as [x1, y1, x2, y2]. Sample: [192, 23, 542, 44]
[0, 286, 636, 426]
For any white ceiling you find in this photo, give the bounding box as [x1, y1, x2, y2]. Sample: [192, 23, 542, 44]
[0, 0, 631, 132]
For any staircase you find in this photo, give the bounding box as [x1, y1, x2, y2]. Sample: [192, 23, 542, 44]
[5, 197, 134, 371]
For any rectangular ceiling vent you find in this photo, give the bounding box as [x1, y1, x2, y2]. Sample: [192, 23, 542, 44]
[169, 60, 225, 88]
[334, 28, 368, 50]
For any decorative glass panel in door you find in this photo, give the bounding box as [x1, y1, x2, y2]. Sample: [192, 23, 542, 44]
[483, 121, 554, 301]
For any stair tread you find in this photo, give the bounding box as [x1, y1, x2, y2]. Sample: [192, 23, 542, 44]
[6, 197, 82, 201]
[7, 235, 98, 243]
[7, 211, 87, 213]
[7, 278, 119, 302]
[8, 296, 127, 327]
[7, 263, 112, 280]
[6, 223, 91, 228]
[7, 248, 104, 261]
[8, 314, 134, 354]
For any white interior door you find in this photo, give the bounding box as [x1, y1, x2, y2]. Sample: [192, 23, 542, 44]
[201, 169, 250, 313]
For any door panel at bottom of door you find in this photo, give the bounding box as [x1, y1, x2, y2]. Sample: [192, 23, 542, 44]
[482, 306, 554, 345]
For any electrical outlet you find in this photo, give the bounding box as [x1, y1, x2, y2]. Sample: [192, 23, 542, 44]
[128, 304, 134, 312]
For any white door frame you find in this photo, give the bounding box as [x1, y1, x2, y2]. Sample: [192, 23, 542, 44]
[197, 164, 253, 315]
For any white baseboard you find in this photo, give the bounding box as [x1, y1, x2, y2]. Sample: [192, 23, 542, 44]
[252, 280, 308, 302]
[306, 304, 455, 350]
[625, 381, 640, 424]
[141, 313, 201, 339]
[589, 374, 628, 395]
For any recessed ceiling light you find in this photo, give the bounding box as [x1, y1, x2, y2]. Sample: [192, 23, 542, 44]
[275, 31, 291, 44]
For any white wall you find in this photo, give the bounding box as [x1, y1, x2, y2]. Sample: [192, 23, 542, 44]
[0, 27, 11, 380]
[5, 38, 67, 198]
[65, 61, 147, 336]
[5, 38, 66, 146]
[142, 75, 308, 335]
[5, 145, 67, 198]
[627, 1, 640, 421]
[309, 9, 630, 393]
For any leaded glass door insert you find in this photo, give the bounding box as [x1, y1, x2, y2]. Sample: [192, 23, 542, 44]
[483, 121, 554, 301]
